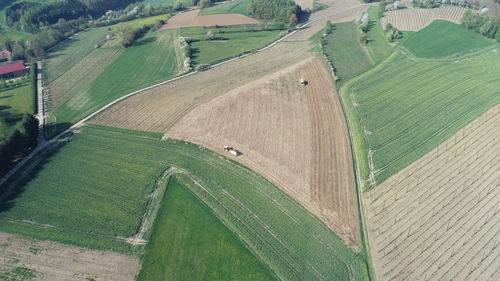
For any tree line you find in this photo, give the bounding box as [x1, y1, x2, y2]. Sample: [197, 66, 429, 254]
[247, 0, 302, 27]
[462, 9, 500, 40]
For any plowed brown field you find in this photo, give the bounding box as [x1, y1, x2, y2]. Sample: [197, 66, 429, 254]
[162, 9, 259, 29]
[363, 105, 500, 281]
[167, 57, 360, 248]
[0, 232, 139, 281]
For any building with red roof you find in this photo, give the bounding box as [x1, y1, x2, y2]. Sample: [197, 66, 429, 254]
[0, 60, 27, 80]
[0, 50, 11, 62]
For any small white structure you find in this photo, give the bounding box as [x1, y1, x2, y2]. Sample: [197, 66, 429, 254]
[223, 145, 241, 156]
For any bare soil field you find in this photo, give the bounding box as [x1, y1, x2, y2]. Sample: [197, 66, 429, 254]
[382, 5, 467, 31]
[0, 232, 139, 281]
[162, 9, 259, 29]
[363, 105, 500, 281]
[296, 0, 313, 10]
[45, 49, 122, 112]
[92, 43, 361, 248]
[167, 56, 359, 248]
[91, 41, 312, 131]
[286, 0, 369, 40]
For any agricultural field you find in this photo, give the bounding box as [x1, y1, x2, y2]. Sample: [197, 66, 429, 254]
[322, 21, 374, 84]
[401, 20, 494, 58]
[0, 232, 139, 281]
[167, 56, 360, 248]
[44, 27, 110, 84]
[340, 46, 500, 189]
[118, 13, 171, 29]
[184, 27, 282, 65]
[143, 0, 192, 6]
[382, 5, 467, 31]
[0, 83, 34, 141]
[91, 41, 313, 131]
[295, 0, 313, 10]
[363, 105, 500, 281]
[162, 9, 259, 29]
[199, 0, 252, 16]
[137, 176, 277, 281]
[365, 6, 393, 64]
[285, 0, 368, 40]
[44, 29, 184, 138]
[1, 125, 369, 281]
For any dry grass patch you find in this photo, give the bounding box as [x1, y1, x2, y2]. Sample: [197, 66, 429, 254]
[162, 9, 259, 29]
[167, 56, 360, 248]
[363, 105, 500, 281]
[0, 232, 139, 281]
[381, 6, 467, 31]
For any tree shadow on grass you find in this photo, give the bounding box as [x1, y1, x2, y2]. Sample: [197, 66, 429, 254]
[0, 130, 73, 213]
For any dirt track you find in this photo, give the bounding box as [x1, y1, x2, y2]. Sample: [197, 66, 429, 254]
[0, 232, 139, 281]
[162, 9, 259, 29]
[363, 105, 500, 281]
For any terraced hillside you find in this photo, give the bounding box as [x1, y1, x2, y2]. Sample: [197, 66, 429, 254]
[341, 46, 500, 189]
[363, 105, 499, 281]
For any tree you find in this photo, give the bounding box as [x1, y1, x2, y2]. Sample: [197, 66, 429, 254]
[325, 20, 334, 34]
[289, 13, 298, 27]
[116, 23, 135, 47]
[207, 30, 215, 39]
[199, 0, 211, 8]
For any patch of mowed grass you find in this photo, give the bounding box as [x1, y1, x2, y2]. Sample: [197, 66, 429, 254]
[401, 20, 494, 58]
[182, 27, 281, 65]
[137, 176, 277, 281]
[340, 47, 500, 190]
[45, 29, 182, 138]
[199, 0, 252, 16]
[44, 27, 110, 84]
[0, 84, 35, 141]
[1, 124, 369, 280]
[366, 7, 393, 64]
[322, 21, 374, 85]
[118, 14, 171, 29]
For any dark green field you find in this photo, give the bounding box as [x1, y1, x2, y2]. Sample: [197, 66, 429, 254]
[137, 176, 277, 281]
[0, 83, 34, 141]
[322, 21, 374, 84]
[402, 20, 494, 58]
[0, 125, 369, 280]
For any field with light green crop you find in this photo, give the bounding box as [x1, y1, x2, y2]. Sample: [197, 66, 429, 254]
[45, 29, 183, 138]
[199, 0, 251, 16]
[322, 21, 374, 84]
[340, 46, 500, 189]
[401, 20, 494, 58]
[366, 7, 393, 64]
[0, 124, 369, 280]
[137, 176, 277, 281]
[181, 26, 282, 65]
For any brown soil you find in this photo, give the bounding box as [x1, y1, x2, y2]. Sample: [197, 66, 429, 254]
[381, 6, 467, 31]
[0, 232, 140, 281]
[295, 0, 313, 10]
[166, 57, 359, 248]
[363, 105, 500, 281]
[162, 9, 259, 29]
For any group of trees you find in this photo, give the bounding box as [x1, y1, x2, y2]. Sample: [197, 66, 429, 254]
[115, 23, 152, 47]
[462, 9, 500, 40]
[0, 114, 38, 176]
[247, 0, 302, 27]
[194, 0, 225, 8]
[356, 11, 369, 45]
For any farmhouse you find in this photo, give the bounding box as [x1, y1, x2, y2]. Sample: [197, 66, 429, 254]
[0, 49, 11, 62]
[0, 60, 28, 80]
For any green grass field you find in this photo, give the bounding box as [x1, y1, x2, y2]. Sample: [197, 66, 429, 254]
[340, 46, 500, 190]
[1, 124, 369, 280]
[366, 7, 393, 64]
[143, 0, 192, 6]
[116, 14, 171, 29]
[44, 27, 110, 84]
[45, 29, 182, 138]
[0, 84, 34, 140]
[401, 20, 494, 58]
[322, 21, 374, 84]
[199, 0, 251, 16]
[182, 27, 281, 65]
[137, 176, 277, 281]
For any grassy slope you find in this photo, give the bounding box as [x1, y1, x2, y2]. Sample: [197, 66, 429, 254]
[340, 46, 500, 190]
[366, 7, 393, 64]
[402, 20, 494, 58]
[199, 0, 251, 16]
[44, 27, 109, 84]
[189, 30, 281, 65]
[0, 125, 369, 280]
[0, 84, 34, 140]
[322, 21, 374, 85]
[143, 0, 192, 6]
[45, 29, 181, 137]
[137, 176, 277, 281]
[118, 14, 171, 29]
